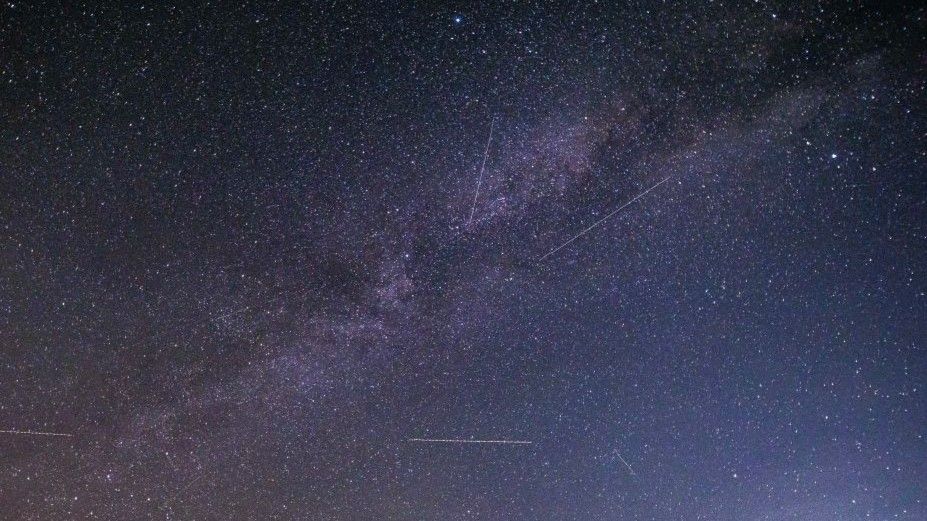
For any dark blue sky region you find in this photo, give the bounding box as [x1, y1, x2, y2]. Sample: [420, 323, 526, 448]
[1, 2, 925, 520]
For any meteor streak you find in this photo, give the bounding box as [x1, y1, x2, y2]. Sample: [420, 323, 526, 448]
[539, 175, 674, 261]
[0, 429, 73, 438]
[408, 437, 531, 445]
[467, 116, 496, 226]
[615, 451, 636, 475]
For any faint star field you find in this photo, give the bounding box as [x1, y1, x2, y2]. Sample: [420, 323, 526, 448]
[1, 2, 925, 520]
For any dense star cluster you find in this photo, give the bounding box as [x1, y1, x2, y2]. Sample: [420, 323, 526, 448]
[1, 2, 925, 520]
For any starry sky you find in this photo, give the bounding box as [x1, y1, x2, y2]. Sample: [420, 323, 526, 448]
[1, 2, 925, 520]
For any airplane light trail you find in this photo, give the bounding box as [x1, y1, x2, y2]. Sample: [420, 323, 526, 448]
[467, 116, 496, 226]
[538, 175, 674, 261]
[408, 437, 532, 445]
[0, 429, 73, 438]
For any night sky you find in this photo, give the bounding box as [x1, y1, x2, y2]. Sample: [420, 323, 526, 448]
[2, 2, 926, 520]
